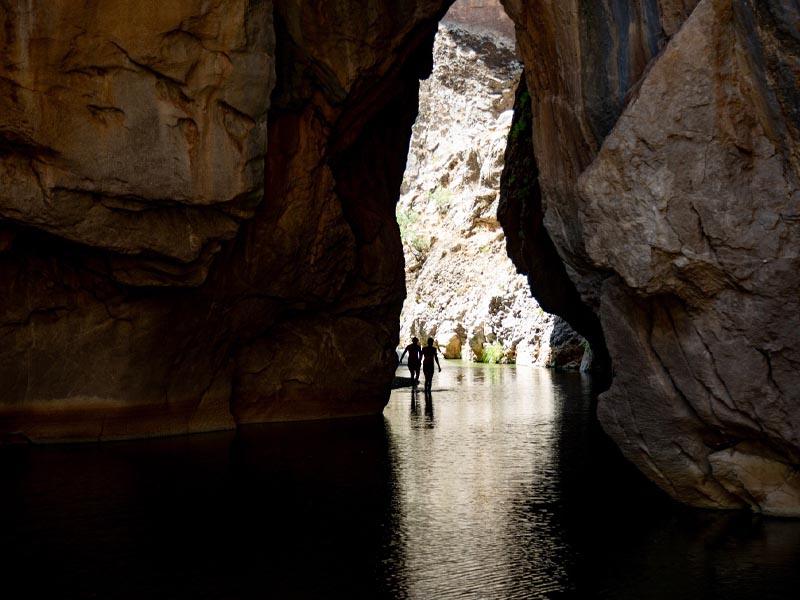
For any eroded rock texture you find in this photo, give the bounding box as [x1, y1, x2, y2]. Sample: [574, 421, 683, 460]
[0, 0, 448, 440]
[499, 76, 610, 372]
[501, 0, 800, 515]
[1, 0, 273, 285]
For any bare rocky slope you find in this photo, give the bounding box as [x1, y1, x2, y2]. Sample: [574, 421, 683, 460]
[397, 23, 586, 367]
[1, 0, 798, 516]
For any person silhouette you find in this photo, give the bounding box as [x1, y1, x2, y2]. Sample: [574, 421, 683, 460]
[399, 337, 422, 384]
[420, 337, 441, 393]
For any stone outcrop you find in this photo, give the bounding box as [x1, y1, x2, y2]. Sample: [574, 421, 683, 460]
[500, 0, 800, 515]
[2, 0, 799, 517]
[499, 76, 610, 372]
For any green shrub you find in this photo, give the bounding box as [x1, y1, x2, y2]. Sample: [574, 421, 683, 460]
[481, 342, 504, 364]
[410, 235, 430, 256]
[429, 187, 453, 214]
[396, 207, 419, 244]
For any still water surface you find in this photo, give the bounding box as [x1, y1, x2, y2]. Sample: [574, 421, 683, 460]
[2, 361, 799, 598]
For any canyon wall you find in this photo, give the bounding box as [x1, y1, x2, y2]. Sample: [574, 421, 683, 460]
[501, 0, 800, 515]
[1, 0, 799, 515]
[0, 0, 448, 440]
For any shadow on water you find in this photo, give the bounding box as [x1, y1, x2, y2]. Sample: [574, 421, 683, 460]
[547, 373, 800, 599]
[0, 418, 401, 599]
[1, 364, 800, 598]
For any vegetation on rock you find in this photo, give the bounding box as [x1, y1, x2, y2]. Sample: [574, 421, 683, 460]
[397, 23, 586, 367]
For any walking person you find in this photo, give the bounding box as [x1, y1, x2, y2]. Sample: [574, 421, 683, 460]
[420, 337, 441, 393]
[399, 337, 422, 384]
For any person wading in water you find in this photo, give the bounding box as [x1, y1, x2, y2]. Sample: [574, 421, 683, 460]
[420, 337, 441, 393]
[399, 337, 422, 384]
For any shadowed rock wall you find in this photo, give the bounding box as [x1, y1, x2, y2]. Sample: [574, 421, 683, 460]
[0, 0, 448, 440]
[499, 75, 610, 372]
[501, 0, 800, 515]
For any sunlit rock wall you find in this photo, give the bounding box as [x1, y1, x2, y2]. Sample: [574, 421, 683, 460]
[398, 23, 586, 368]
[0, 0, 449, 441]
[443, 0, 515, 38]
[502, 0, 800, 515]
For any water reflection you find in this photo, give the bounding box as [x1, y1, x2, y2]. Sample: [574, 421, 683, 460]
[1, 363, 799, 598]
[382, 361, 800, 599]
[409, 388, 434, 426]
[385, 363, 566, 599]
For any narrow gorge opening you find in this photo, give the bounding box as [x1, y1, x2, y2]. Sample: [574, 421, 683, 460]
[3, 1, 800, 597]
[397, 4, 587, 369]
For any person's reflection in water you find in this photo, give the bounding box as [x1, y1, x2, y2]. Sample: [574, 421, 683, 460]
[409, 387, 434, 425]
[410, 387, 420, 416]
[424, 393, 434, 422]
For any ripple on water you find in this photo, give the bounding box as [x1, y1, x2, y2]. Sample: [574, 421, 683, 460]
[382, 361, 800, 600]
[384, 363, 574, 599]
[2, 362, 800, 598]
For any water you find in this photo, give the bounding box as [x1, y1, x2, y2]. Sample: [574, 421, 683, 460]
[2, 361, 799, 598]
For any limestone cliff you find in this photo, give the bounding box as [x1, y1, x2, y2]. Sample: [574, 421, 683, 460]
[397, 23, 585, 367]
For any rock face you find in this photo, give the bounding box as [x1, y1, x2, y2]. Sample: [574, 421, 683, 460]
[499, 75, 610, 372]
[1, 1, 273, 286]
[583, 0, 800, 517]
[501, 0, 800, 515]
[1, 0, 799, 516]
[397, 23, 585, 367]
[0, 0, 448, 441]
[443, 0, 516, 38]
